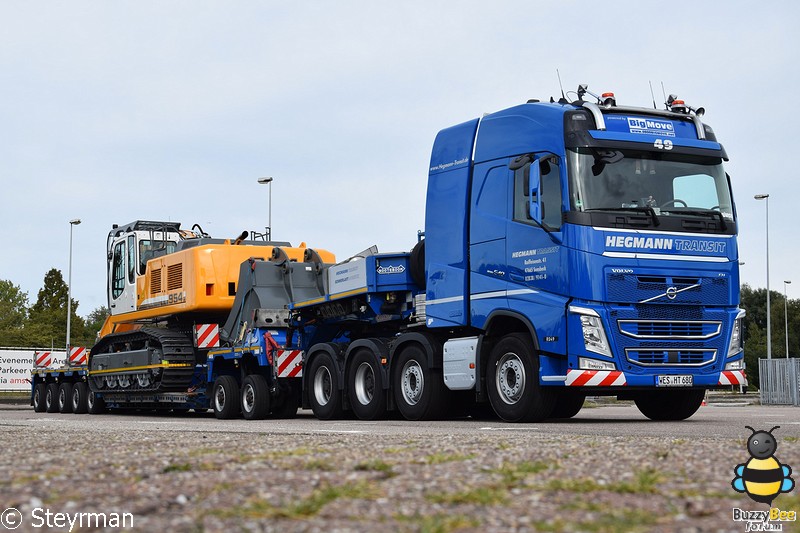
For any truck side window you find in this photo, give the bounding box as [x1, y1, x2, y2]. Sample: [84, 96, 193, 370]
[513, 165, 531, 223]
[111, 242, 125, 299]
[127, 235, 136, 284]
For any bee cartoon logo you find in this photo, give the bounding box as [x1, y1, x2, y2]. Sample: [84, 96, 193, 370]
[732, 426, 794, 505]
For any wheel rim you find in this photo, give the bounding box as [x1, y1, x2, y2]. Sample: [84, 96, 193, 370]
[59, 388, 67, 408]
[401, 360, 424, 406]
[242, 383, 255, 413]
[313, 365, 333, 407]
[46, 389, 53, 408]
[215, 384, 226, 412]
[34, 389, 41, 408]
[87, 392, 94, 410]
[72, 388, 80, 410]
[354, 362, 375, 406]
[496, 352, 525, 405]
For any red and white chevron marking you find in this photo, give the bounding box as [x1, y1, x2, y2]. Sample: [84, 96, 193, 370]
[565, 369, 627, 387]
[277, 350, 303, 378]
[718, 370, 747, 386]
[68, 346, 88, 365]
[34, 351, 52, 368]
[195, 324, 220, 349]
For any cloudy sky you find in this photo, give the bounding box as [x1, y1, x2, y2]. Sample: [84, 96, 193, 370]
[1, 1, 798, 316]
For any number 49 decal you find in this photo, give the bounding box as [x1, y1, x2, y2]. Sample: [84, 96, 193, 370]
[654, 139, 673, 150]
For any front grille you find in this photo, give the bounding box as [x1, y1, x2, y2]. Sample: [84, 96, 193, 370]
[625, 348, 717, 366]
[167, 263, 183, 291]
[150, 268, 162, 294]
[618, 320, 721, 339]
[607, 273, 728, 305]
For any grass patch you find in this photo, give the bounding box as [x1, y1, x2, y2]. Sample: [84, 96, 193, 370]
[427, 484, 508, 506]
[354, 459, 396, 478]
[533, 508, 658, 533]
[162, 462, 193, 473]
[494, 460, 552, 485]
[397, 513, 480, 533]
[545, 467, 664, 495]
[302, 458, 335, 471]
[424, 452, 475, 465]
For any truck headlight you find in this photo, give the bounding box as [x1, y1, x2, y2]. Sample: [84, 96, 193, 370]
[570, 306, 612, 357]
[727, 310, 745, 357]
[725, 359, 745, 370]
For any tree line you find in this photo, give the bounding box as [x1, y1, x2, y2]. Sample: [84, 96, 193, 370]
[0, 269, 108, 349]
[0, 271, 796, 388]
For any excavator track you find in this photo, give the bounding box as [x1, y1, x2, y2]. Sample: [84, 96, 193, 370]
[88, 327, 196, 394]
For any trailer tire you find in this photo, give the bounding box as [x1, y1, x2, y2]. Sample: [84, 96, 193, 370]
[241, 374, 270, 420]
[212, 375, 240, 419]
[58, 383, 74, 414]
[487, 333, 555, 422]
[45, 382, 59, 413]
[550, 392, 585, 419]
[72, 382, 89, 414]
[392, 344, 447, 420]
[33, 383, 47, 412]
[634, 389, 705, 421]
[308, 353, 343, 420]
[87, 390, 106, 414]
[347, 350, 386, 420]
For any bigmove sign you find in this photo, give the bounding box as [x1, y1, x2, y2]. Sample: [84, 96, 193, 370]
[0, 349, 66, 391]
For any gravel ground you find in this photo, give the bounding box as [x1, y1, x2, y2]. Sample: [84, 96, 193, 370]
[1, 413, 799, 533]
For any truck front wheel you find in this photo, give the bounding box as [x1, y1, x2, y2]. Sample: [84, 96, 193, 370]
[392, 345, 447, 420]
[308, 353, 343, 420]
[241, 374, 270, 420]
[347, 350, 386, 420]
[487, 333, 555, 422]
[634, 389, 705, 421]
[33, 383, 47, 412]
[213, 375, 240, 419]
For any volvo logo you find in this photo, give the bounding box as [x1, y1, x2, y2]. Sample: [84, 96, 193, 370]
[639, 283, 701, 304]
[666, 287, 678, 300]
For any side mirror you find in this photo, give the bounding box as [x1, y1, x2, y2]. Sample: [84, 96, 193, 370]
[528, 160, 541, 221]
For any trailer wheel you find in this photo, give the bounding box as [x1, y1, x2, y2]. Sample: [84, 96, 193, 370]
[550, 392, 585, 419]
[308, 353, 343, 420]
[45, 382, 59, 413]
[392, 344, 447, 420]
[58, 383, 74, 414]
[241, 374, 270, 420]
[33, 383, 47, 412]
[212, 375, 240, 419]
[72, 382, 89, 414]
[634, 390, 705, 421]
[347, 350, 386, 420]
[487, 333, 555, 422]
[87, 390, 106, 414]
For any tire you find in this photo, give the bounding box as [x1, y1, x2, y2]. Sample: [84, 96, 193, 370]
[87, 390, 106, 414]
[58, 383, 74, 414]
[271, 379, 300, 419]
[487, 333, 555, 422]
[392, 344, 447, 420]
[45, 382, 60, 413]
[307, 352, 343, 420]
[241, 374, 270, 420]
[72, 382, 89, 414]
[33, 383, 47, 412]
[347, 350, 387, 420]
[550, 392, 585, 419]
[212, 375, 240, 419]
[409, 239, 426, 288]
[634, 389, 705, 421]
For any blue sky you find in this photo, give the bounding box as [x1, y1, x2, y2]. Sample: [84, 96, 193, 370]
[1, 1, 798, 315]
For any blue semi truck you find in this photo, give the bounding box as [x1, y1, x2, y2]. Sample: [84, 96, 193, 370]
[33, 86, 745, 422]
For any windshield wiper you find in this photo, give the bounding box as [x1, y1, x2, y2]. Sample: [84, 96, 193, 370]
[663, 208, 728, 230]
[585, 207, 660, 227]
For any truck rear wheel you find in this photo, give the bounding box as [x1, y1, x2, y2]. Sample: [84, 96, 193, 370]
[634, 389, 705, 421]
[241, 374, 270, 420]
[72, 382, 89, 414]
[45, 383, 59, 413]
[308, 353, 344, 420]
[213, 375, 240, 419]
[58, 383, 74, 414]
[33, 383, 47, 412]
[487, 333, 555, 422]
[392, 345, 447, 420]
[347, 350, 386, 420]
[271, 380, 300, 419]
[87, 391, 106, 414]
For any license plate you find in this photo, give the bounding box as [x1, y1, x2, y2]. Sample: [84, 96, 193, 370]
[657, 375, 693, 387]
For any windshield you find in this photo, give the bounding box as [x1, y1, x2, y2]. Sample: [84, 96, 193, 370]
[567, 148, 734, 221]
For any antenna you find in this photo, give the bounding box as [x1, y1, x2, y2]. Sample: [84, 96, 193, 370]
[556, 69, 566, 101]
[649, 81, 657, 109]
[660, 82, 667, 109]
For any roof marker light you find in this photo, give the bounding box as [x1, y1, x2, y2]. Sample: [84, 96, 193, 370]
[601, 92, 616, 108]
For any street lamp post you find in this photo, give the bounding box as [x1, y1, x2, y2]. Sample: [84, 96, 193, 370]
[785, 280, 792, 358]
[257, 177, 274, 241]
[67, 219, 81, 363]
[755, 194, 771, 359]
